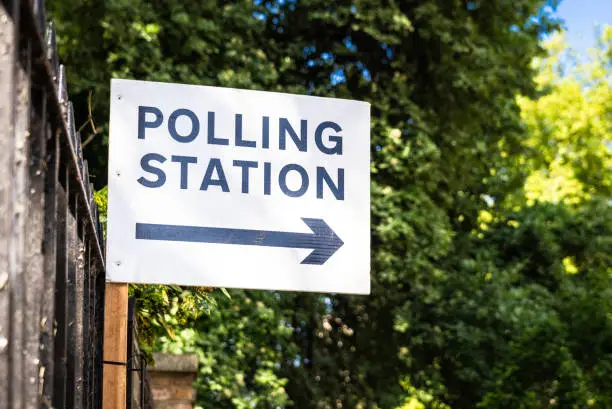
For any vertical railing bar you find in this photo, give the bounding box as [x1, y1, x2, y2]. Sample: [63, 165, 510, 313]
[89, 182, 94, 206]
[44, 22, 58, 84]
[40, 16, 60, 409]
[82, 224, 91, 409]
[57, 64, 67, 115]
[126, 298, 134, 409]
[67, 102, 76, 155]
[23, 34, 49, 409]
[10, 6, 32, 407]
[33, 0, 45, 38]
[76, 131, 83, 172]
[65, 172, 78, 409]
[83, 160, 90, 205]
[72, 199, 85, 409]
[91, 254, 98, 409]
[139, 355, 147, 409]
[52, 167, 68, 409]
[0, 1, 18, 405]
[92, 201, 98, 238]
[95, 260, 106, 409]
[40, 125, 59, 409]
[88, 241, 95, 409]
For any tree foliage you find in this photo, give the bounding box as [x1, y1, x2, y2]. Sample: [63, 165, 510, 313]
[518, 27, 612, 204]
[47, 1, 612, 409]
[159, 291, 294, 409]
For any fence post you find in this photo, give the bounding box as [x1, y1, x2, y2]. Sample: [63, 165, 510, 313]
[0, 2, 18, 405]
[103, 282, 128, 409]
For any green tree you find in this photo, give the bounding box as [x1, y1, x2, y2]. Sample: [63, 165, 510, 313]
[158, 291, 294, 409]
[48, 0, 282, 187]
[518, 26, 612, 204]
[258, 1, 562, 408]
[387, 26, 612, 409]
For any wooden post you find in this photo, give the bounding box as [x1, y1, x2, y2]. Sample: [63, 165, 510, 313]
[103, 282, 128, 409]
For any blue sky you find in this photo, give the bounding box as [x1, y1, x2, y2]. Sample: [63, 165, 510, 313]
[555, 0, 612, 55]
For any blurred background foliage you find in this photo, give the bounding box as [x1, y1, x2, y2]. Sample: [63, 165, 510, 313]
[50, 1, 611, 408]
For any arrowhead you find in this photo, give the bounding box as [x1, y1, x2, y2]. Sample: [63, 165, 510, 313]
[300, 218, 344, 265]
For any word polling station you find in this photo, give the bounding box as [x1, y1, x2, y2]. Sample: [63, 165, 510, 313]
[136, 106, 346, 200]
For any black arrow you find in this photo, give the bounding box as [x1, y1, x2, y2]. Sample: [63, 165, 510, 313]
[135, 218, 344, 265]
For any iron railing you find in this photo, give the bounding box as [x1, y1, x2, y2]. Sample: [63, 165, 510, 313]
[0, 0, 142, 408]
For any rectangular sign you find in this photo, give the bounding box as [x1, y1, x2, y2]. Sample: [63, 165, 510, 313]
[106, 79, 370, 294]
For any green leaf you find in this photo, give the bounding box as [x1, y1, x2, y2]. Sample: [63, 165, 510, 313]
[220, 288, 232, 300]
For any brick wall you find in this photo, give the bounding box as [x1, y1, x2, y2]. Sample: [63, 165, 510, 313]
[149, 353, 198, 409]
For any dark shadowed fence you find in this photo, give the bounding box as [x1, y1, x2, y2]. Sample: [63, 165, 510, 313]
[0, 0, 106, 407]
[0, 1, 152, 408]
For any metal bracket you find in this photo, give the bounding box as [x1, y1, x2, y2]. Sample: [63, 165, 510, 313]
[103, 360, 127, 366]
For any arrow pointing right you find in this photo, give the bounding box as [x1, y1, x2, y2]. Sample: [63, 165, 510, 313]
[135, 218, 344, 265]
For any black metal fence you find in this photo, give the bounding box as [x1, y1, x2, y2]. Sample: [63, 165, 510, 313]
[127, 298, 155, 409]
[0, 1, 152, 408]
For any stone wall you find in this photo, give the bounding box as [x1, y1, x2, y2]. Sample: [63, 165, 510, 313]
[149, 353, 198, 409]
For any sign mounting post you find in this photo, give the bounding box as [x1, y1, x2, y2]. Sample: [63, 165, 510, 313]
[106, 79, 370, 294]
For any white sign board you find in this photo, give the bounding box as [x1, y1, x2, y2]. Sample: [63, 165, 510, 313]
[106, 79, 370, 294]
